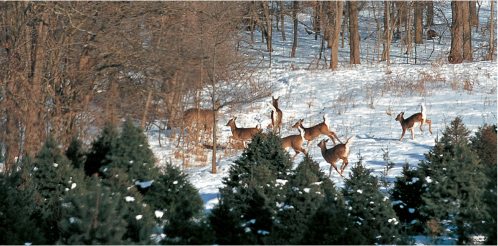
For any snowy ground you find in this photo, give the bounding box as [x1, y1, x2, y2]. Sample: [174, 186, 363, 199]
[145, 3, 496, 244]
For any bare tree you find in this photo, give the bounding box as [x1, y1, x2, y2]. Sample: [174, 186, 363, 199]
[291, 1, 299, 58]
[449, 1, 464, 64]
[348, 1, 361, 64]
[488, 0, 495, 61]
[462, 1, 473, 61]
[328, 1, 344, 70]
[414, 1, 424, 44]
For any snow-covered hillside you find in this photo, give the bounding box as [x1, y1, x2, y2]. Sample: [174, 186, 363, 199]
[145, 1, 497, 224]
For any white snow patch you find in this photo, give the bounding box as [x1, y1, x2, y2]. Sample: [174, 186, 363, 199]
[125, 196, 135, 202]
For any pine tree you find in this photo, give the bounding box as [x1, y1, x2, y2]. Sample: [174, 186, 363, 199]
[66, 136, 86, 170]
[143, 164, 211, 244]
[342, 155, 400, 244]
[0, 171, 46, 244]
[391, 162, 427, 234]
[85, 121, 119, 177]
[273, 155, 338, 244]
[58, 175, 128, 244]
[420, 117, 487, 244]
[471, 124, 497, 245]
[105, 118, 159, 183]
[23, 135, 86, 243]
[209, 132, 292, 244]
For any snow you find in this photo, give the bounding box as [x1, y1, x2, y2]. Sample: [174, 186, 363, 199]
[155, 210, 164, 218]
[125, 196, 135, 202]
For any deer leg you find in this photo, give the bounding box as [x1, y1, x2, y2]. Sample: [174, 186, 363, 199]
[399, 129, 406, 141]
[426, 119, 432, 134]
[329, 162, 343, 177]
[290, 152, 299, 160]
[340, 157, 349, 173]
[306, 140, 312, 147]
[329, 132, 343, 145]
[410, 129, 415, 140]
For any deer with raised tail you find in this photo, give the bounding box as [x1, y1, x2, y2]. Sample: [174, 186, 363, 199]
[226, 117, 260, 148]
[317, 136, 355, 178]
[267, 96, 283, 134]
[292, 114, 342, 146]
[281, 126, 307, 160]
[395, 104, 432, 141]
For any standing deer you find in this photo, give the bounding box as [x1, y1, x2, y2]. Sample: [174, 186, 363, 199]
[281, 126, 306, 160]
[317, 136, 356, 178]
[267, 96, 283, 134]
[226, 117, 260, 148]
[181, 108, 215, 142]
[292, 114, 342, 146]
[395, 104, 432, 141]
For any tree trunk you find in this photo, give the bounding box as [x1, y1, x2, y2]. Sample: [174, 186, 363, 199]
[462, 2, 472, 61]
[141, 90, 153, 129]
[414, 1, 423, 44]
[348, 1, 360, 64]
[291, 1, 298, 58]
[469, 1, 478, 27]
[280, 1, 286, 41]
[262, 1, 273, 52]
[426, 1, 434, 27]
[449, 1, 463, 64]
[489, 0, 495, 61]
[405, 2, 413, 55]
[330, 1, 343, 70]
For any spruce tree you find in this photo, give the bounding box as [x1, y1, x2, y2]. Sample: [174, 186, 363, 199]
[24, 135, 86, 243]
[66, 136, 86, 170]
[58, 175, 128, 244]
[105, 118, 159, 183]
[143, 164, 211, 244]
[209, 132, 293, 244]
[471, 124, 496, 245]
[420, 117, 488, 244]
[342, 156, 400, 244]
[273, 154, 338, 244]
[0, 171, 46, 244]
[85, 121, 119, 177]
[391, 162, 427, 234]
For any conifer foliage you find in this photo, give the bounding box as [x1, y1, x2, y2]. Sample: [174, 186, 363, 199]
[342, 156, 400, 244]
[419, 117, 488, 244]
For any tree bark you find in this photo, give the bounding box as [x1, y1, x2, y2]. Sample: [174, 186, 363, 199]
[489, 0, 495, 61]
[280, 1, 286, 41]
[329, 1, 343, 70]
[291, 1, 298, 58]
[348, 1, 360, 64]
[449, 1, 463, 64]
[462, 2, 472, 61]
[414, 1, 424, 44]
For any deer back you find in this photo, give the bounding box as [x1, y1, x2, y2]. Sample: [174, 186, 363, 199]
[318, 140, 347, 162]
[226, 118, 259, 141]
[397, 112, 423, 130]
[183, 108, 214, 126]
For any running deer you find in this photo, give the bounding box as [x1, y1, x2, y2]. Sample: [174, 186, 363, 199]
[292, 114, 343, 146]
[281, 126, 306, 160]
[226, 117, 260, 148]
[267, 96, 283, 134]
[181, 108, 215, 142]
[317, 136, 356, 178]
[395, 104, 432, 141]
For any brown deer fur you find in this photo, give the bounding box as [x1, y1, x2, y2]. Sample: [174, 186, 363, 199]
[395, 105, 432, 141]
[226, 117, 259, 148]
[181, 108, 215, 141]
[317, 136, 355, 177]
[281, 126, 306, 160]
[269, 96, 283, 134]
[292, 114, 342, 146]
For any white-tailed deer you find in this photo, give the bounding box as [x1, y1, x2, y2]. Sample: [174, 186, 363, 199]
[181, 108, 215, 142]
[267, 96, 283, 134]
[226, 117, 260, 148]
[292, 114, 342, 146]
[317, 136, 355, 178]
[282, 126, 306, 160]
[395, 104, 432, 141]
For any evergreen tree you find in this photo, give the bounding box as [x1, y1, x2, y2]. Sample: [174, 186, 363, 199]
[273, 155, 338, 244]
[143, 164, 212, 244]
[85, 121, 119, 177]
[0, 171, 46, 244]
[342, 156, 400, 244]
[105, 118, 159, 183]
[23, 135, 86, 243]
[470, 124, 497, 245]
[66, 135, 86, 170]
[391, 162, 427, 234]
[58, 175, 128, 244]
[209, 132, 293, 244]
[420, 117, 487, 244]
